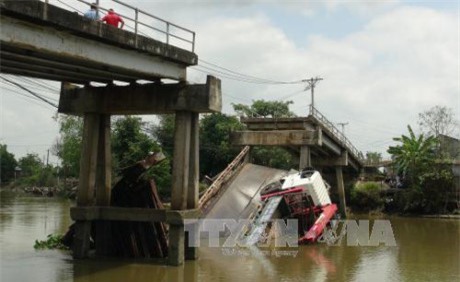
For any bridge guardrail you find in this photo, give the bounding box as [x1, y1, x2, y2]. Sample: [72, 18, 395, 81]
[309, 105, 364, 162]
[42, 0, 196, 52]
[198, 146, 250, 210]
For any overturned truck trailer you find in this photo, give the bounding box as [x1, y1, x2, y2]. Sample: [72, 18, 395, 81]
[200, 156, 338, 246]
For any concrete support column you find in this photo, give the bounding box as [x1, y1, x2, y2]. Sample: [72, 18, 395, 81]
[169, 111, 192, 265]
[74, 113, 100, 259]
[95, 115, 112, 256]
[335, 166, 347, 218]
[171, 111, 192, 210]
[187, 112, 199, 209]
[168, 224, 185, 266]
[299, 145, 311, 170]
[185, 112, 199, 260]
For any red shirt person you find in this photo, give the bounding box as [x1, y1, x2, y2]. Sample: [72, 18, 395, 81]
[102, 9, 124, 28]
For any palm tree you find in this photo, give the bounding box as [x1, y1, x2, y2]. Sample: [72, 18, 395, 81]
[387, 125, 437, 186]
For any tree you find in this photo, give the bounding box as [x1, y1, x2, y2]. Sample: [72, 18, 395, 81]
[233, 100, 298, 170]
[365, 151, 382, 165]
[53, 115, 83, 179]
[112, 116, 160, 169]
[250, 147, 295, 170]
[112, 116, 171, 196]
[387, 125, 437, 186]
[233, 99, 295, 118]
[17, 154, 57, 187]
[151, 114, 175, 158]
[18, 153, 43, 177]
[418, 106, 457, 138]
[200, 113, 245, 176]
[0, 144, 17, 183]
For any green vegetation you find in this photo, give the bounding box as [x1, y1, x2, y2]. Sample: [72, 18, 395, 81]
[34, 234, 68, 250]
[388, 125, 437, 186]
[52, 115, 83, 179]
[0, 144, 17, 184]
[387, 120, 456, 214]
[233, 99, 295, 118]
[350, 182, 384, 211]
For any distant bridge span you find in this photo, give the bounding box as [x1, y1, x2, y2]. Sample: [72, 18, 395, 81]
[231, 106, 365, 172]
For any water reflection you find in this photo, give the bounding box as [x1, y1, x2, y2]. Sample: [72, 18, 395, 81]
[0, 191, 459, 282]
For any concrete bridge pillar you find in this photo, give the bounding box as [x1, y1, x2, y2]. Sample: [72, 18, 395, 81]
[73, 113, 113, 258]
[299, 146, 311, 170]
[169, 111, 200, 265]
[335, 166, 347, 218]
[186, 112, 199, 261]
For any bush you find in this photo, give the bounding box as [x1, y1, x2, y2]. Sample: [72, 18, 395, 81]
[393, 187, 424, 213]
[419, 168, 454, 214]
[392, 167, 454, 214]
[350, 182, 384, 211]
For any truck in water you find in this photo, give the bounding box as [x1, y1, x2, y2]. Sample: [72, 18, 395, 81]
[242, 168, 338, 245]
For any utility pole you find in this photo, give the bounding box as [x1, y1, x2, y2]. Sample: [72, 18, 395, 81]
[96, 0, 100, 19]
[337, 122, 349, 134]
[46, 149, 50, 166]
[302, 77, 323, 114]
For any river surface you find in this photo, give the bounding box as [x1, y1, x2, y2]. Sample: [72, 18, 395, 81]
[0, 190, 459, 282]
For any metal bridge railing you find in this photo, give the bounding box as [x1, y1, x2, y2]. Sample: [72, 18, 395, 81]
[198, 146, 250, 210]
[309, 105, 364, 162]
[42, 0, 196, 52]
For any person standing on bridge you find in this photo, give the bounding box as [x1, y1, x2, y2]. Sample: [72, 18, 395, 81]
[83, 3, 99, 20]
[101, 8, 125, 29]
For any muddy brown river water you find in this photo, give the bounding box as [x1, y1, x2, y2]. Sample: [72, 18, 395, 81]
[0, 190, 459, 282]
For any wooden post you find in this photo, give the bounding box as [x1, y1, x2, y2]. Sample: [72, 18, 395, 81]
[169, 111, 191, 265]
[95, 115, 112, 256]
[74, 113, 100, 258]
[299, 145, 311, 170]
[185, 112, 199, 260]
[335, 166, 347, 218]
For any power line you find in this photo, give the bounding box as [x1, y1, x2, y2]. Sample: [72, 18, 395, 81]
[13, 76, 60, 93]
[192, 66, 285, 84]
[0, 76, 58, 108]
[1, 86, 54, 110]
[198, 59, 303, 85]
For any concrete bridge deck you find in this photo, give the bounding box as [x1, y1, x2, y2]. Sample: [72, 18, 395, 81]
[0, 0, 197, 83]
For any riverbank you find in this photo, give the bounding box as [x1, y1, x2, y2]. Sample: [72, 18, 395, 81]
[420, 214, 460, 219]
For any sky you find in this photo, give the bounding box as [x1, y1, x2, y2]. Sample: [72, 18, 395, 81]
[1, 0, 459, 166]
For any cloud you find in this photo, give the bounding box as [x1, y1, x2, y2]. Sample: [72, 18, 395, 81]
[186, 4, 458, 156]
